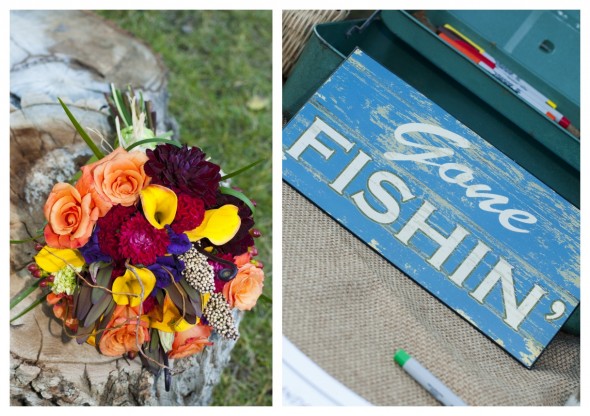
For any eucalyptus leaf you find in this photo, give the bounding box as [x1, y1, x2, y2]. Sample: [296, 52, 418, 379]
[93, 299, 116, 347]
[84, 294, 112, 328]
[75, 322, 96, 345]
[89, 261, 111, 284]
[92, 264, 113, 303]
[179, 279, 202, 316]
[75, 284, 93, 322]
[167, 283, 198, 324]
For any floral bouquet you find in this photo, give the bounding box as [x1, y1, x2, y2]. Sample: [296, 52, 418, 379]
[11, 86, 265, 390]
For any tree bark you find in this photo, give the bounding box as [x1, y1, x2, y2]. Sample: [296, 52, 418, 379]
[10, 10, 238, 406]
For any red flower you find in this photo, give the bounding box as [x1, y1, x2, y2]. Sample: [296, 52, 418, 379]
[97, 205, 137, 260]
[119, 214, 169, 265]
[171, 193, 205, 233]
[46, 292, 78, 331]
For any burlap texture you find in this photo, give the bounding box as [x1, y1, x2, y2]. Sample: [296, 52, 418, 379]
[282, 182, 580, 406]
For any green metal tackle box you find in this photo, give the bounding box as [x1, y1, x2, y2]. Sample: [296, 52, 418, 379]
[282, 10, 580, 333]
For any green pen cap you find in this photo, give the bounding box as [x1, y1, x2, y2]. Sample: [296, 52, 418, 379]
[394, 349, 411, 366]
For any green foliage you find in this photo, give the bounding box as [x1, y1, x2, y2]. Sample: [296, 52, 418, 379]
[96, 10, 272, 406]
[58, 98, 105, 159]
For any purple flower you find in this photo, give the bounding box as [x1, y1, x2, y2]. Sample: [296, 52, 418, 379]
[144, 143, 221, 206]
[79, 225, 111, 264]
[147, 255, 185, 289]
[166, 226, 192, 255]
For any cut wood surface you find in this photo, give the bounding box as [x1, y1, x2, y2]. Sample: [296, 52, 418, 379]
[10, 10, 237, 406]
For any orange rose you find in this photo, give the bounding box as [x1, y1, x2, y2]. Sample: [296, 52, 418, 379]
[99, 305, 150, 357]
[75, 167, 112, 217]
[79, 147, 149, 207]
[168, 324, 213, 359]
[234, 252, 252, 267]
[223, 263, 264, 311]
[43, 182, 100, 249]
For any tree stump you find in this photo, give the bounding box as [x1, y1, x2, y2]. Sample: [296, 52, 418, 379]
[10, 10, 240, 406]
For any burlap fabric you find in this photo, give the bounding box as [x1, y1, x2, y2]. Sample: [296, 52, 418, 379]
[283, 182, 580, 406]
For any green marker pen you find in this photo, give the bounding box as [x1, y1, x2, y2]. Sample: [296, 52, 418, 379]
[394, 349, 467, 406]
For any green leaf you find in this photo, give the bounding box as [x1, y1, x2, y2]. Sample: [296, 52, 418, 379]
[93, 300, 116, 347]
[92, 264, 114, 304]
[167, 282, 198, 323]
[219, 186, 256, 213]
[75, 284, 93, 321]
[58, 98, 105, 160]
[10, 292, 49, 323]
[89, 261, 110, 282]
[141, 329, 163, 376]
[158, 330, 174, 353]
[179, 279, 202, 315]
[10, 234, 44, 244]
[138, 91, 145, 115]
[10, 278, 46, 309]
[84, 295, 112, 328]
[220, 158, 265, 181]
[111, 84, 131, 127]
[125, 137, 181, 151]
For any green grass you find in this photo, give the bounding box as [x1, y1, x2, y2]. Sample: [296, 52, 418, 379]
[96, 10, 272, 406]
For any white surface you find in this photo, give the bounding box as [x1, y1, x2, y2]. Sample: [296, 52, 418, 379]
[282, 336, 372, 406]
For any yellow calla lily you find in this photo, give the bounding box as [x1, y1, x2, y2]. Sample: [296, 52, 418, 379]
[140, 184, 178, 229]
[112, 266, 156, 307]
[149, 294, 196, 332]
[185, 204, 241, 245]
[34, 246, 85, 273]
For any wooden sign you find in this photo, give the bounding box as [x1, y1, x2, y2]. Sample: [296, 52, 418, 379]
[282, 49, 579, 368]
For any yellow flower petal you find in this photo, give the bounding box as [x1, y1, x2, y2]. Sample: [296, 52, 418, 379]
[185, 204, 241, 245]
[34, 246, 85, 273]
[140, 184, 178, 229]
[112, 266, 156, 307]
[201, 292, 211, 310]
[149, 294, 196, 332]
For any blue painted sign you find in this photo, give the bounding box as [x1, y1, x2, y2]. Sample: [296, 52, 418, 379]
[282, 49, 579, 368]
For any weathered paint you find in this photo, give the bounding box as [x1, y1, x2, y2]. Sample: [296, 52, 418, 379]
[282, 49, 579, 368]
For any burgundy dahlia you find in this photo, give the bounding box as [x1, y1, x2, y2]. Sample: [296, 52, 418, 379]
[144, 143, 221, 206]
[213, 192, 255, 255]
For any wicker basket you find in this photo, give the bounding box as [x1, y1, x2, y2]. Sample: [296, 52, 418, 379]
[283, 10, 350, 79]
